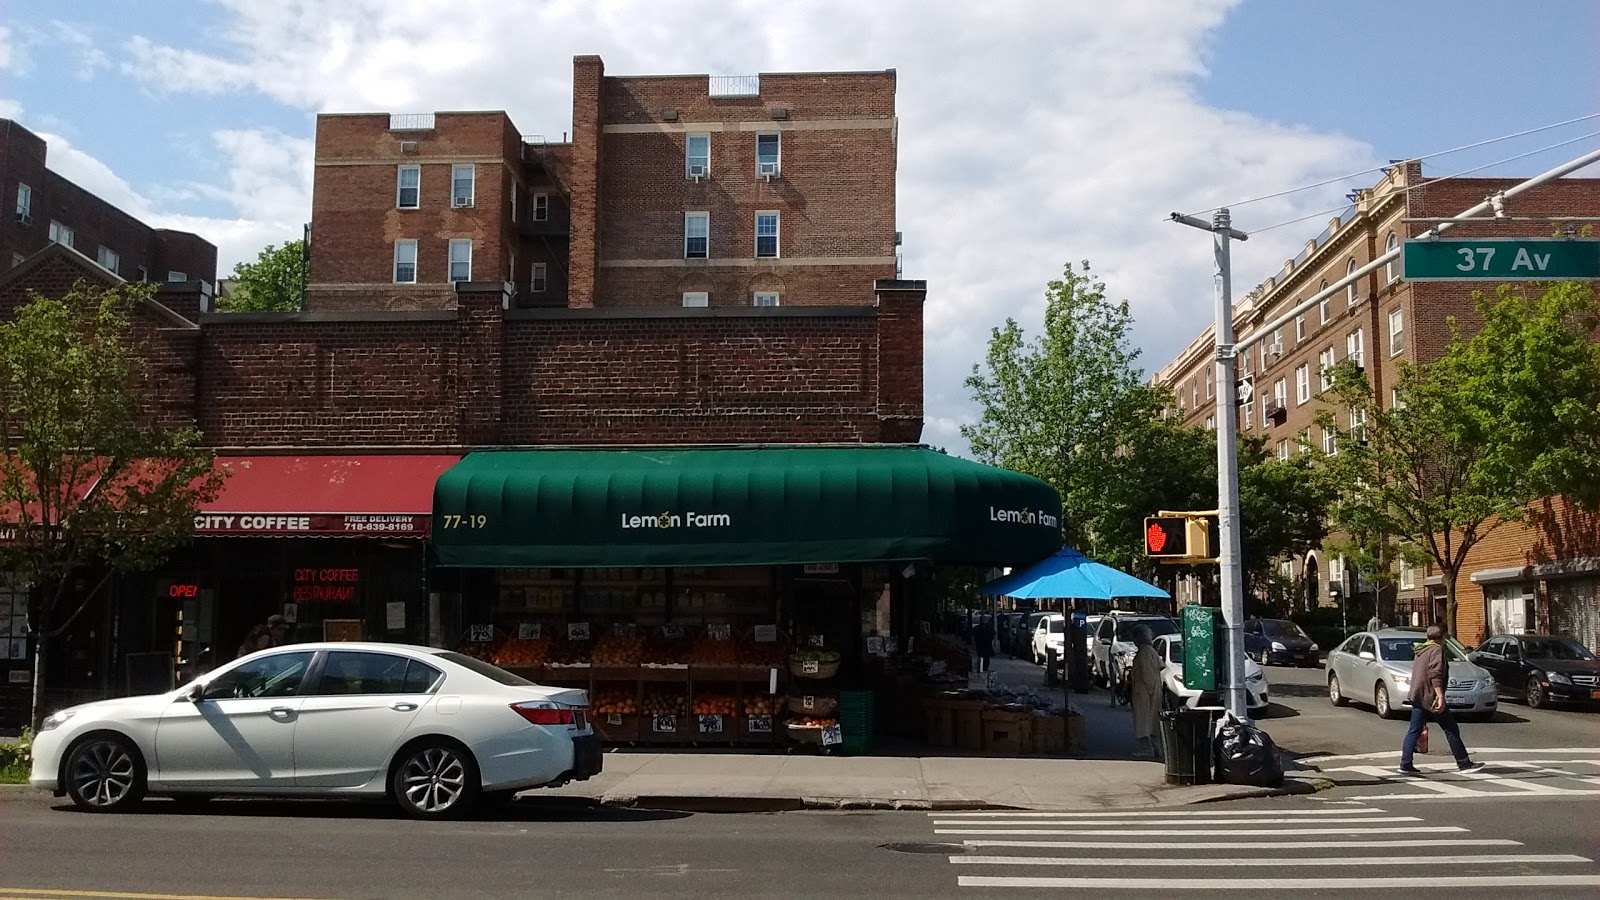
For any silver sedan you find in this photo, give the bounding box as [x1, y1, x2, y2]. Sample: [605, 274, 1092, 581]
[1325, 628, 1498, 720]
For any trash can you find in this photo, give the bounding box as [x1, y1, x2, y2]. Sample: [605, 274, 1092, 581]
[1160, 706, 1222, 785]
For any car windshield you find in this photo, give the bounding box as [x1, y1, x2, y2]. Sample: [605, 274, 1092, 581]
[1379, 637, 1468, 662]
[1262, 620, 1308, 640]
[437, 651, 533, 686]
[1522, 637, 1594, 661]
[1048, 618, 1066, 633]
[1116, 618, 1178, 641]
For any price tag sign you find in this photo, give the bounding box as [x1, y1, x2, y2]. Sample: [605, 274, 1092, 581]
[518, 623, 542, 641]
[662, 623, 685, 640]
[708, 623, 731, 641]
[808, 635, 825, 648]
[698, 714, 724, 734]
[865, 636, 884, 655]
[802, 695, 816, 710]
[607, 713, 622, 726]
[753, 624, 777, 643]
[748, 714, 772, 734]
[469, 624, 494, 643]
[802, 659, 820, 675]
[612, 622, 637, 639]
[652, 715, 677, 733]
[568, 622, 592, 641]
[821, 724, 843, 746]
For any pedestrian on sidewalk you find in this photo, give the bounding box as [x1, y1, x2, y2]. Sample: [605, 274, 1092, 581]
[1398, 624, 1485, 776]
[1129, 624, 1162, 758]
[973, 616, 994, 674]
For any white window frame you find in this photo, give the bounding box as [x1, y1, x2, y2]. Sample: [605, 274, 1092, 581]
[533, 193, 549, 222]
[1345, 259, 1359, 306]
[1192, 381, 1198, 407]
[753, 291, 780, 307]
[1272, 327, 1284, 354]
[48, 220, 74, 247]
[96, 245, 119, 273]
[1243, 395, 1253, 430]
[450, 164, 475, 208]
[15, 182, 31, 218]
[1318, 347, 1335, 392]
[1347, 329, 1365, 368]
[448, 239, 472, 283]
[1273, 378, 1286, 409]
[1399, 559, 1415, 590]
[510, 188, 517, 222]
[1205, 415, 1216, 431]
[531, 262, 548, 293]
[1392, 388, 1405, 410]
[754, 210, 780, 258]
[1295, 313, 1305, 343]
[682, 291, 709, 308]
[1296, 364, 1310, 404]
[1385, 233, 1400, 283]
[755, 132, 781, 177]
[1319, 281, 1330, 324]
[684, 212, 710, 259]
[1277, 439, 1290, 461]
[1388, 307, 1405, 356]
[1350, 408, 1368, 444]
[393, 239, 418, 284]
[686, 133, 711, 178]
[396, 165, 420, 209]
[1323, 426, 1338, 455]
[1204, 368, 1213, 399]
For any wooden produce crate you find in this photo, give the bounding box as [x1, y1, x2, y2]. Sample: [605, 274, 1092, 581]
[593, 713, 640, 744]
[923, 697, 954, 748]
[591, 665, 641, 683]
[638, 713, 692, 743]
[738, 714, 781, 745]
[981, 708, 1034, 757]
[639, 664, 691, 682]
[689, 712, 736, 744]
[948, 699, 985, 751]
[1030, 712, 1067, 755]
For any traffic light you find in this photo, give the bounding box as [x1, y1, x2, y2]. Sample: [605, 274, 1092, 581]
[1143, 515, 1212, 559]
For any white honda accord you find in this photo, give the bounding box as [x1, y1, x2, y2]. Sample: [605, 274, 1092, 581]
[30, 642, 599, 819]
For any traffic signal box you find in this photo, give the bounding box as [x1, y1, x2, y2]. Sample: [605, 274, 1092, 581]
[1143, 515, 1213, 561]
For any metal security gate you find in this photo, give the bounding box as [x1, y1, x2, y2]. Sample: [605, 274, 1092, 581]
[1548, 578, 1600, 650]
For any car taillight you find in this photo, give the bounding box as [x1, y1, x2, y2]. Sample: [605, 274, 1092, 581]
[511, 702, 575, 726]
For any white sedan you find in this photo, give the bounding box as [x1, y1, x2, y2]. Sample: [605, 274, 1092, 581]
[1152, 635, 1271, 711]
[30, 642, 600, 819]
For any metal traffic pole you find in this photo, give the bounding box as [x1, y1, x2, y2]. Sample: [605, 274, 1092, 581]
[1170, 208, 1251, 722]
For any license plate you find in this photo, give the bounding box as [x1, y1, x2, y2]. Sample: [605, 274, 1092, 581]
[573, 709, 588, 730]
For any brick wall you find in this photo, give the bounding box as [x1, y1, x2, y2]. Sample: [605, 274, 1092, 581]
[567, 56, 605, 308]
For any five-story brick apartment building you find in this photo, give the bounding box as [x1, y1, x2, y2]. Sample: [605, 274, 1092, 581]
[1152, 161, 1600, 647]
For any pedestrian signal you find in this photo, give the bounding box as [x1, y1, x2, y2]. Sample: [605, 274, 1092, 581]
[1143, 516, 1210, 559]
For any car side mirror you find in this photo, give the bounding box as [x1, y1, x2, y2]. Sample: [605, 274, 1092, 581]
[184, 682, 206, 703]
[1358, 651, 1375, 661]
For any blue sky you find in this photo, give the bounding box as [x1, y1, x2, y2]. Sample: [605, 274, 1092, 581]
[2, 1, 1595, 453]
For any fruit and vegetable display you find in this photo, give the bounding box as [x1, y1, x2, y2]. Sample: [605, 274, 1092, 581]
[693, 693, 737, 716]
[743, 695, 779, 716]
[642, 634, 690, 666]
[455, 639, 498, 662]
[791, 648, 840, 663]
[687, 637, 739, 666]
[492, 637, 549, 667]
[738, 639, 786, 667]
[545, 640, 592, 666]
[592, 687, 638, 716]
[592, 633, 645, 666]
[641, 688, 687, 717]
[787, 716, 837, 728]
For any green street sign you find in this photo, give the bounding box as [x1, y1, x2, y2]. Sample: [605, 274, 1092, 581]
[1181, 604, 1217, 691]
[1402, 238, 1600, 281]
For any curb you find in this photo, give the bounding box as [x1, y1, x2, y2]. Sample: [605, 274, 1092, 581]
[1188, 776, 1327, 804]
[594, 794, 1023, 813]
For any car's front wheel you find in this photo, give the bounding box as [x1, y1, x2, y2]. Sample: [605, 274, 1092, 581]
[1526, 677, 1547, 710]
[1328, 673, 1348, 706]
[392, 741, 480, 821]
[64, 734, 146, 813]
[1375, 683, 1400, 719]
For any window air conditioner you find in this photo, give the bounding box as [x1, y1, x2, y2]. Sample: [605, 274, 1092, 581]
[400, 141, 419, 154]
[452, 197, 473, 209]
[1269, 340, 1283, 357]
[758, 161, 779, 179]
[688, 164, 708, 179]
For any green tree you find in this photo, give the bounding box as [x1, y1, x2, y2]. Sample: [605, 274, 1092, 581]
[220, 240, 306, 312]
[1314, 281, 1600, 634]
[0, 281, 227, 730]
[1237, 440, 1334, 608]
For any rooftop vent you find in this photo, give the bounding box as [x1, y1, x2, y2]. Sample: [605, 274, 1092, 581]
[709, 75, 760, 97]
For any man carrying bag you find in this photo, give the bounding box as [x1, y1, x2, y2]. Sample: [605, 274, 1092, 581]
[1397, 624, 1484, 776]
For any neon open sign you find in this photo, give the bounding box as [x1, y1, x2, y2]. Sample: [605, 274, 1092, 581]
[167, 583, 200, 599]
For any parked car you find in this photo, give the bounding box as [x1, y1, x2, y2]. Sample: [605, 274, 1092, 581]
[1151, 634, 1270, 711]
[1243, 618, 1320, 667]
[1013, 611, 1052, 659]
[1092, 612, 1180, 685]
[1029, 613, 1067, 665]
[30, 642, 600, 819]
[1083, 615, 1103, 661]
[1469, 633, 1600, 709]
[1325, 628, 1497, 720]
[996, 612, 1024, 654]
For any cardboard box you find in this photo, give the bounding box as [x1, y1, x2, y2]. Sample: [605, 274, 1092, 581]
[981, 709, 1033, 756]
[1031, 713, 1066, 755]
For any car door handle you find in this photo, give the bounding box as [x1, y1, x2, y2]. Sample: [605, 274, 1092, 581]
[268, 706, 296, 720]
[391, 702, 418, 712]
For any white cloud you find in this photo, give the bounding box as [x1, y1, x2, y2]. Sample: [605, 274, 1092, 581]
[0, 25, 13, 71]
[115, 0, 1379, 453]
[49, 21, 111, 81]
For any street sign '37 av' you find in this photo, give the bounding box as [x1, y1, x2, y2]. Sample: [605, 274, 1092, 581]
[1402, 238, 1600, 281]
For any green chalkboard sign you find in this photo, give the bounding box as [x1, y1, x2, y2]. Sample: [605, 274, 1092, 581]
[1182, 605, 1217, 691]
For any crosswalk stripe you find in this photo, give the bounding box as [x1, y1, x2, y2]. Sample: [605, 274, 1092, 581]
[950, 853, 1590, 867]
[932, 815, 1419, 827]
[1336, 765, 1483, 795]
[1303, 747, 1600, 764]
[961, 838, 1521, 850]
[934, 825, 1464, 836]
[929, 807, 1387, 818]
[957, 875, 1600, 890]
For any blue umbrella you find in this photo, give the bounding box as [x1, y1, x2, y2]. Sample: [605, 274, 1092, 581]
[978, 547, 1170, 600]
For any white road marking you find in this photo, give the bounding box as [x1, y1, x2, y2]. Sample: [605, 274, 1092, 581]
[950, 853, 1589, 867]
[1333, 765, 1483, 795]
[1303, 747, 1600, 765]
[961, 838, 1521, 849]
[930, 815, 1419, 827]
[928, 807, 1388, 818]
[934, 825, 1464, 836]
[957, 875, 1600, 890]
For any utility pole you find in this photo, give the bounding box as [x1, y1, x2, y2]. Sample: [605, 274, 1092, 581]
[1170, 208, 1251, 721]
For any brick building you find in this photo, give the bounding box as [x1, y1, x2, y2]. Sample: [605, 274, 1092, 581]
[1150, 162, 1600, 646]
[1, 118, 217, 291]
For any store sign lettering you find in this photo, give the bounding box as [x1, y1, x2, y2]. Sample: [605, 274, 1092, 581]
[988, 506, 1060, 528]
[192, 513, 429, 535]
[292, 568, 360, 602]
[620, 511, 732, 530]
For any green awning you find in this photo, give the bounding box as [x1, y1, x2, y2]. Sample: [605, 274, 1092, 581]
[432, 447, 1061, 568]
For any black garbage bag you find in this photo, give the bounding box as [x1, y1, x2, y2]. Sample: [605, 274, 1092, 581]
[1213, 715, 1284, 788]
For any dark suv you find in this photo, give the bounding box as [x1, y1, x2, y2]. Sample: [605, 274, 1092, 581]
[1243, 618, 1320, 667]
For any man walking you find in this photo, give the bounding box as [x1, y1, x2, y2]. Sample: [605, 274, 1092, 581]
[1398, 624, 1485, 775]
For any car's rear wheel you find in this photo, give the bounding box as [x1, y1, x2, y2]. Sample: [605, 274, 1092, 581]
[64, 734, 146, 813]
[1375, 683, 1399, 719]
[1526, 677, 1547, 710]
[392, 741, 479, 821]
[1328, 673, 1348, 706]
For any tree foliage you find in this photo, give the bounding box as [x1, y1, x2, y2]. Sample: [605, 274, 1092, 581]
[0, 281, 227, 729]
[1314, 281, 1600, 633]
[220, 240, 306, 312]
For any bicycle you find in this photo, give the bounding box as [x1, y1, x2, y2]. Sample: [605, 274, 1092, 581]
[1108, 655, 1132, 707]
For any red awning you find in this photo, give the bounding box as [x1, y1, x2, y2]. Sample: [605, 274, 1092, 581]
[195, 455, 460, 537]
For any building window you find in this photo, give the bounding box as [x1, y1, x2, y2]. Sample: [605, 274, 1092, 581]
[1392, 388, 1405, 410]
[531, 262, 547, 293]
[1243, 395, 1253, 430]
[1347, 329, 1364, 368]
[686, 134, 711, 178]
[1295, 313, 1305, 343]
[15, 182, 31, 219]
[450, 164, 475, 208]
[1386, 233, 1400, 283]
[1345, 259, 1359, 306]
[1319, 281, 1330, 324]
[682, 291, 709, 308]
[393, 240, 417, 283]
[1350, 407, 1368, 444]
[448, 239, 472, 282]
[1191, 380, 1198, 407]
[755, 211, 779, 258]
[396, 166, 420, 209]
[96, 246, 119, 273]
[1389, 308, 1405, 355]
[167, 271, 186, 282]
[1272, 327, 1284, 355]
[508, 251, 516, 282]
[533, 193, 549, 222]
[1259, 342, 1268, 370]
[756, 133, 781, 177]
[48, 220, 74, 247]
[1399, 559, 1414, 590]
[753, 292, 780, 307]
[1273, 377, 1286, 412]
[510, 188, 517, 222]
[1296, 364, 1310, 404]
[1204, 369, 1213, 399]
[1323, 426, 1338, 455]
[1205, 415, 1216, 431]
[684, 212, 709, 259]
[1318, 347, 1335, 392]
[1277, 439, 1290, 460]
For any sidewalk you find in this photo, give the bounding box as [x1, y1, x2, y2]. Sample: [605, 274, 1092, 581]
[541, 654, 1312, 811]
